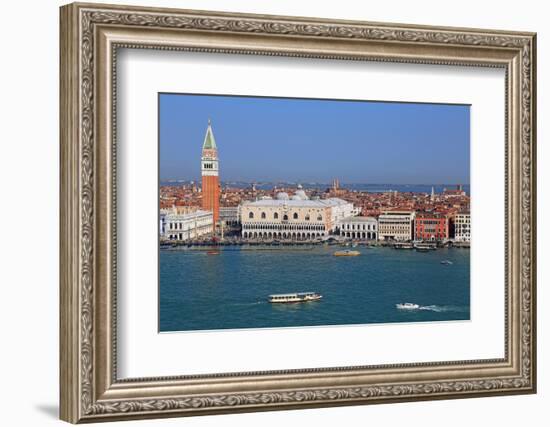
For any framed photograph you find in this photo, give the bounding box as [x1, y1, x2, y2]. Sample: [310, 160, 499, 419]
[60, 2, 537, 423]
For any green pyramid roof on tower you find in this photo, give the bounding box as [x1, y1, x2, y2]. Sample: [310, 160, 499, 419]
[202, 119, 217, 150]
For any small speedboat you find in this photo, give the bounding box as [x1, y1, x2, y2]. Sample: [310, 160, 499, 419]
[441, 260, 453, 265]
[396, 303, 420, 310]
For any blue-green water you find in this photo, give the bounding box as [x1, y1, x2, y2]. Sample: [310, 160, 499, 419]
[159, 246, 470, 332]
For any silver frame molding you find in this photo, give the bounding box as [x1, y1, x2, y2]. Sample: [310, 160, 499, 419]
[60, 2, 537, 423]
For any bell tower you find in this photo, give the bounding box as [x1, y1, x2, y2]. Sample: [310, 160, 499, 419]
[201, 119, 220, 224]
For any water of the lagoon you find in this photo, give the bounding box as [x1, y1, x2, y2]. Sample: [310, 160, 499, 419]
[159, 246, 470, 332]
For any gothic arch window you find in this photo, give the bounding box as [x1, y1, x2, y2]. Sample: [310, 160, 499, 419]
[305, 215, 310, 221]
[249, 212, 254, 219]
[274, 212, 279, 219]
[261, 212, 266, 219]
[283, 214, 289, 221]
[293, 213, 298, 220]
[317, 215, 323, 221]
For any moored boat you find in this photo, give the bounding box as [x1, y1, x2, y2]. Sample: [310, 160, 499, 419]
[268, 292, 322, 303]
[393, 242, 414, 249]
[333, 250, 361, 257]
[441, 260, 453, 265]
[414, 242, 437, 252]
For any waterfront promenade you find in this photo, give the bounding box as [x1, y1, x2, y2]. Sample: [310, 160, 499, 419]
[160, 236, 470, 249]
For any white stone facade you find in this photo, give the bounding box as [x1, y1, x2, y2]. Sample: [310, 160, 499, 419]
[240, 195, 355, 240]
[159, 212, 167, 236]
[378, 210, 416, 241]
[219, 206, 240, 225]
[164, 210, 213, 241]
[339, 216, 378, 240]
[453, 212, 471, 242]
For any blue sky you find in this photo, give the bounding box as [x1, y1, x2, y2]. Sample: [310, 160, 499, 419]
[159, 93, 470, 184]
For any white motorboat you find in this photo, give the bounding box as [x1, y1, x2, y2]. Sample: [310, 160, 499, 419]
[396, 303, 420, 310]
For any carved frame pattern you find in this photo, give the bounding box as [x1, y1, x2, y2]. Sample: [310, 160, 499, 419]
[60, 2, 536, 423]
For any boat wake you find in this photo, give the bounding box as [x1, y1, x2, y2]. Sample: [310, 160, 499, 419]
[397, 304, 468, 313]
[418, 305, 468, 313]
[230, 301, 265, 307]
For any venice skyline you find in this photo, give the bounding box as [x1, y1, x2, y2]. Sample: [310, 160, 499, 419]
[159, 94, 471, 333]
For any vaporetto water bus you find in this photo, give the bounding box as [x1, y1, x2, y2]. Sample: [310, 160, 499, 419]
[268, 292, 323, 303]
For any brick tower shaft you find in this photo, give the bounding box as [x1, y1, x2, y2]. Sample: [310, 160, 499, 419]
[201, 119, 220, 224]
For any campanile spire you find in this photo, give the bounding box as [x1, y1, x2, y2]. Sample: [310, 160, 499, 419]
[201, 119, 220, 224]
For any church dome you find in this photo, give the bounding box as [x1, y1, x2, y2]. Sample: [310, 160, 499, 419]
[276, 192, 289, 200]
[295, 190, 309, 200]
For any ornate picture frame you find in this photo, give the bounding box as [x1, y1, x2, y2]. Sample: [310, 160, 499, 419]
[60, 2, 536, 423]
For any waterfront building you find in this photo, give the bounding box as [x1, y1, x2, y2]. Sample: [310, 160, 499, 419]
[240, 189, 355, 240]
[201, 119, 220, 224]
[378, 210, 416, 241]
[159, 212, 167, 236]
[219, 206, 240, 226]
[164, 209, 213, 241]
[339, 216, 378, 240]
[414, 213, 449, 241]
[453, 211, 471, 242]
